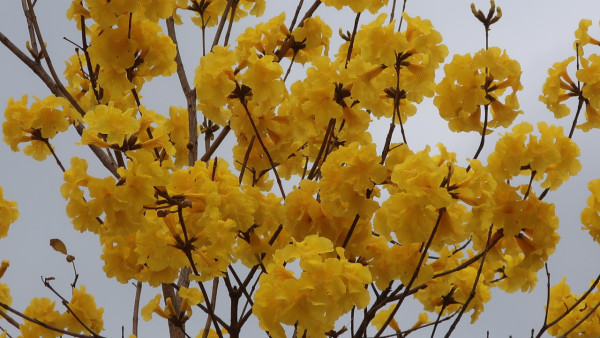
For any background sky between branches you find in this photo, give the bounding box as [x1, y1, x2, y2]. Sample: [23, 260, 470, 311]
[1, 1, 600, 337]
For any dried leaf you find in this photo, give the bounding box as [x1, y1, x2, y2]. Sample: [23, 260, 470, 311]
[49, 238, 68, 255]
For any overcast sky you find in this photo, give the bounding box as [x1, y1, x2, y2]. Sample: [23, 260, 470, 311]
[2, 1, 600, 337]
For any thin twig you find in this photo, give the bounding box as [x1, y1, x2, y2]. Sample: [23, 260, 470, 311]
[444, 223, 494, 337]
[374, 209, 445, 337]
[166, 17, 198, 165]
[240, 100, 286, 199]
[344, 12, 361, 69]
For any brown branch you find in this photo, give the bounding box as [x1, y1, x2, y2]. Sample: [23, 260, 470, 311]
[132, 281, 142, 337]
[161, 284, 186, 338]
[344, 12, 361, 69]
[166, 18, 198, 165]
[434, 228, 503, 279]
[307, 118, 335, 180]
[201, 125, 231, 162]
[201, 278, 219, 338]
[211, 0, 234, 49]
[0, 308, 21, 329]
[239, 135, 255, 184]
[0, 31, 119, 177]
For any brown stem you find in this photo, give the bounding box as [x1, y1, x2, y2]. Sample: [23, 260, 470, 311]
[201, 125, 231, 162]
[0, 308, 21, 329]
[287, 0, 305, 33]
[79, 15, 100, 103]
[344, 12, 361, 69]
[211, 0, 234, 49]
[132, 281, 142, 337]
[467, 104, 489, 172]
[239, 135, 255, 184]
[307, 118, 336, 180]
[201, 278, 219, 338]
[434, 229, 503, 279]
[166, 17, 198, 165]
[396, 0, 408, 31]
[223, 0, 239, 46]
[161, 284, 185, 338]
[239, 100, 286, 199]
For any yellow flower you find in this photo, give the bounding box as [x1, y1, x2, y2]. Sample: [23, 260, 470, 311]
[194, 45, 237, 126]
[240, 54, 285, 109]
[371, 305, 401, 333]
[3, 94, 74, 160]
[582, 179, 600, 244]
[63, 285, 104, 334]
[0, 186, 18, 239]
[435, 47, 523, 133]
[539, 57, 577, 118]
[141, 294, 170, 321]
[19, 297, 66, 337]
[578, 54, 600, 112]
[83, 102, 139, 145]
[574, 18, 600, 54]
[289, 16, 332, 64]
[321, 0, 389, 14]
[319, 142, 384, 219]
[190, 0, 227, 28]
[88, 14, 176, 94]
[101, 234, 142, 284]
[164, 106, 189, 168]
[235, 12, 287, 59]
[544, 277, 600, 337]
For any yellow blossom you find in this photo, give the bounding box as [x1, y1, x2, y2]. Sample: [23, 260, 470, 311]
[62, 285, 104, 334]
[435, 47, 523, 133]
[83, 102, 139, 145]
[321, 0, 389, 14]
[0, 187, 18, 239]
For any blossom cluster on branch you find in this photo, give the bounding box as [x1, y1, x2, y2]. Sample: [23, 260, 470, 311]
[2, 0, 600, 337]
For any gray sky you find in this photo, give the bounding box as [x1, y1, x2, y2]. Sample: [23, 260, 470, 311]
[2, 1, 600, 337]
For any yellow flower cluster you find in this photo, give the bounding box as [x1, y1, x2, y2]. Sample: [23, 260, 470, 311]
[0, 187, 18, 239]
[4, 1, 600, 336]
[253, 236, 371, 338]
[582, 179, 600, 244]
[321, 0, 389, 14]
[546, 277, 600, 337]
[17, 286, 103, 337]
[3, 95, 75, 160]
[540, 19, 600, 131]
[487, 122, 581, 190]
[435, 47, 523, 133]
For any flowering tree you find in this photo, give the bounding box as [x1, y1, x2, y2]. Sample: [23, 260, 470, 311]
[1, 0, 600, 337]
